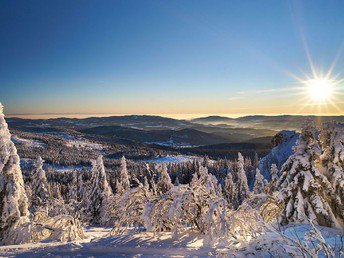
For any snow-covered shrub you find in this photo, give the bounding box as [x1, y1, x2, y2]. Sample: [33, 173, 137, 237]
[142, 166, 228, 246]
[43, 214, 85, 242]
[242, 193, 283, 223]
[227, 203, 267, 243]
[110, 176, 152, 234]
[235, 221, 338, 257]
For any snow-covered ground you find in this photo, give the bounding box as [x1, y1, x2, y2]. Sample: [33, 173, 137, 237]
[258, 130, 299, 180]
[58, 134, 103, 151]
[20, 158, 90, 172]
[11, 135, 46, 148]
[0, 225, 342, 257]
[143, 155, 202, 163]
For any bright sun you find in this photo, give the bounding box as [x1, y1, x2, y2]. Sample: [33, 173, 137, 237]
[306, 78, 334, 102]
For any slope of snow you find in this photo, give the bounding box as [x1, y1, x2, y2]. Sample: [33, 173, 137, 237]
[59, 134, 103, 151]
[144, 155, 202, 163]
[11, 135, 45, 148]
[259, 130, 299, 180]
[20, 158, 90, 173]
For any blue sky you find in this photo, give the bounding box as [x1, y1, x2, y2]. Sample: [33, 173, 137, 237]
[1, 0, 344, 117]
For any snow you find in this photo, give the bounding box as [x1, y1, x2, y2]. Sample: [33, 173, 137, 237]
[11, 135, 45, 148]
[144, 138, 196, 148]
[259, 130, 299, 180]
[20, 158, 90, 173]
[0, 224, 342, 257]
[143, 155, 202, 163]
[59, 134, 103, 150]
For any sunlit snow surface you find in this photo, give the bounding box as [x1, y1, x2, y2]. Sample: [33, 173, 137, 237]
[0, 225, 342, 257]
[144, 155, 202, 163]
[58, 134, 103, 151]
[11, 135, 46, 148]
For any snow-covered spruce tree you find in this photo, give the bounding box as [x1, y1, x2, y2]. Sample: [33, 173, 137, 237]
[267, 164, 279, 195]
[31, 156, 51, 211]
[235, 152, 250, 208]
[156, 164, 173, 195]
[87, 155, 113, 225]
[0, 103, 30, 243]
[224, 172, 236, 208]
[319, 122, 344, 221]
[66, 170, 80, 218]
[277, 121, 340, 228]
[116, 156, 130, 194]
[253, 168, 265, 194]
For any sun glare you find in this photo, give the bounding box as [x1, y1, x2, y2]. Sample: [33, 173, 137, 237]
[306, 78, 334, 102]
[292, 69, 343, 114]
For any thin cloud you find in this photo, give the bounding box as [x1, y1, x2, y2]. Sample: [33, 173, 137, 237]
[229, 86, 297, 100]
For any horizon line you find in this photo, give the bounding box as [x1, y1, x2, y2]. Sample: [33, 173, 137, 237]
[5, 112, 344, 120]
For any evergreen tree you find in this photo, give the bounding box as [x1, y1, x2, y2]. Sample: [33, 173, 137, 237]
[31, 156, 51, 210]
[224, 172, 236, 208]
[0, 103, 29, 243]
[319, 122, 344, 221]
[277, 121, 340, 228]
[156, 164, 173, 195]
[235, 153, 250, 207]
[267, 163, 279, 194]
[117, 156, 130, 194]
[87, 156, 113, 225]
[253, 168, 265, 194]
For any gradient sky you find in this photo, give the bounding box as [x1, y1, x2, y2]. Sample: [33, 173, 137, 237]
[1, 0, 344, 117]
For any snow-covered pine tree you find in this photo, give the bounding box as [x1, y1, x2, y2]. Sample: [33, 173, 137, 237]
[31, 156, 51, 211]
[224, 172, 236, 208]
[267, 163, 279, 194]
[117, 156, 130, 194]
[319, 122, 344, 221]
[156, 164, 173, 195]
[235, 152, 250, 208]
[253, 168, 265, 194]
[87, 155, 113, 225]
[67, 171, 77, 203]
[277, 121, 340, 228]
[66, 170, 79, 217]
[0, 103, 30, 243]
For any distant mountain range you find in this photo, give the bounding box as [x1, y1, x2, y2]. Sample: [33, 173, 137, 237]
[6, 114, 344, 153]
[191, 115, 344, 130]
